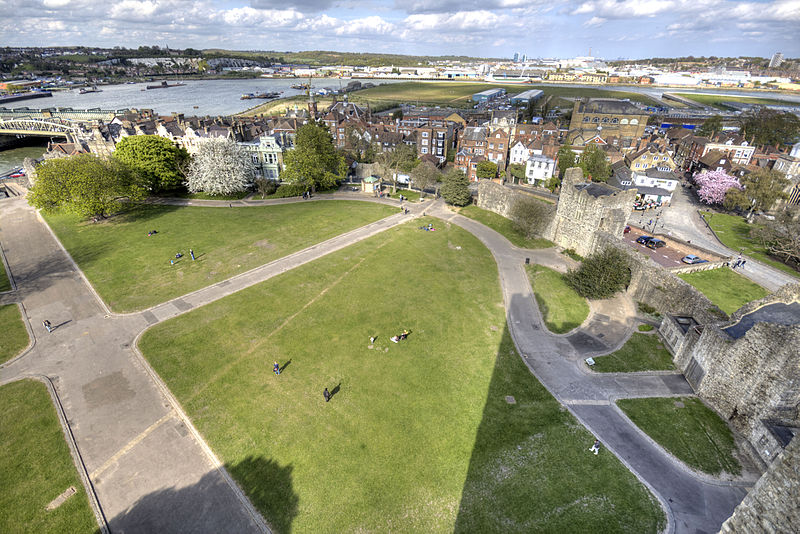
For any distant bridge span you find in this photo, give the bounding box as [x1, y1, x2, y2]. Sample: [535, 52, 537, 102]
[0, 118, 79, 140]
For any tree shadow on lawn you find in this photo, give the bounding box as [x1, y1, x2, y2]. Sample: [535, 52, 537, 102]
[453, 318, 664, 533]
[109, 455, 298, 534]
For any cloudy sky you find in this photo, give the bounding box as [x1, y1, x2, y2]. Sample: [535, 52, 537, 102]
[2, 0, 798, 60]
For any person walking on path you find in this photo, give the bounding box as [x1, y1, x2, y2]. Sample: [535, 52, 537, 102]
[589, 439, 601, 455]
[190, 249, 195, 261]
[43, 319, 52, 333]
[323, 388, 331, 402]
[273, 361, 281, 376]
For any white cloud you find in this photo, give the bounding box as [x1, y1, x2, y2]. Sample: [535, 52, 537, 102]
[333, 16, 395, 36]
[583, 16, 606, 26]
[43, 0, 72, 7]
[109, 1, 160, 21]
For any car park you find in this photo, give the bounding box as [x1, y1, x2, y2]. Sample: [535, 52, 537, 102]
[636, 235, 653, 245]
[681, 255, 708, 264]
[645, 238, 666, 249]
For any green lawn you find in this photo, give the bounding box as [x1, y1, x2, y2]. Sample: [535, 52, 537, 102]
[44, 201, 394, 312]
[0, 380, 97, 533]
[678, 268, 769, 315]
[700, 211, 800, 278]
[140, 219, 663, 534]
[617, 397, 741, 476]
[459, 205, 553, 249]
[525, 264, 589, 333]
[0, 304, 29, 364]
[590, 333, 675, 373]
[674, 92, 794, 110]
[0, 257, 10, 292]
[396, 188, 421, 202]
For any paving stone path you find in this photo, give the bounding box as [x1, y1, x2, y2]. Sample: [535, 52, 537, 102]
[0, 193, 752, 533]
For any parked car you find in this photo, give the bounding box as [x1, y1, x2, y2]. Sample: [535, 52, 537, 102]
[623, 225, 631, 234]
[682, 255, 708, 264]
[646, 238, 666, 249]
[636, 235, 653, 245]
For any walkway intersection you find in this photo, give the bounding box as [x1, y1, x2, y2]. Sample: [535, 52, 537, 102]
[1, 193, 751, 534]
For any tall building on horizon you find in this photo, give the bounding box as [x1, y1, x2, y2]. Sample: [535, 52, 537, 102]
[769, 52, 784, 68]
[513, 52, 520, 62]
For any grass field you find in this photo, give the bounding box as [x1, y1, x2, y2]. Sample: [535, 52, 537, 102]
[525, 264, 589, 334]
[0, 304, 29, 364]
[673, 92, 795, 110]
[0, 256, 10, 292]
[140, 219, 664, 534]
[700, 211, 800, 278]
[396, 188, 421, 202]
[678, 268, 769, 315]
[45, 201, 395, 312]
[590, 333, 675, 373]
[0, 380, 97, 533]
[238, 96, 335, 117]
[617, 397, 741, 476]
[459, 205, 554, 249]
[349, 82, 663, 109]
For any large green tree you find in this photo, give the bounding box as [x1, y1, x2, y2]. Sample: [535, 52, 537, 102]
[578, 144, 611, 182]
[564, 247, 631, 299]
[723, 168, 789, 220]
[440, 168, 471, 206]
[377, 143, 418, 193]
[281, 121, 347, 192]
[740, 108, 800, 147]
[507, 163, 526, 184]
[696, 115, 723, 138]
[112, 135, 188, 192]
[409, 160, 441, 197]
[28, 155, 147, 218]
[557, 145, 577, 178]
[476, 161, 498, 180]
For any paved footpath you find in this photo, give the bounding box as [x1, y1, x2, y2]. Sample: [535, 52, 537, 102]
[0, 195, 414, 533]
[2, 192, 749, 534]
[430, 202, 752, 534]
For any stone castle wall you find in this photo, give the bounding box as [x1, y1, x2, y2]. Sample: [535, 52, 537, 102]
[476, 180, 556, 237]
[720, 435, 800, 534]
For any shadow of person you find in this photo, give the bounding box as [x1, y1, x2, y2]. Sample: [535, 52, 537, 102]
[330, 383, 341, 399]
[53, 319, 72, 330]
[280, 359, 292, 373]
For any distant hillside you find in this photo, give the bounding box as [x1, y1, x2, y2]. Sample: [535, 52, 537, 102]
[202, 49, 495, 67]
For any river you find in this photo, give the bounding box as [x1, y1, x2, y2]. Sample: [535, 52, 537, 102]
[5, 78, 405, 117]
[0, 145, 46, 175]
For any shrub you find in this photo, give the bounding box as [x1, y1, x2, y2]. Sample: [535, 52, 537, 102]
[637, 301, 657, 314]
[273, 183, 308, 198]
[564, 247, 631, 299]
[510, 196, 553, 239]
[564, 248, 584, 262]
[638, 324, 654, 332]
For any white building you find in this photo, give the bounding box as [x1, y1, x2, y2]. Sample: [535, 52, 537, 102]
[524, 154, 555, 185]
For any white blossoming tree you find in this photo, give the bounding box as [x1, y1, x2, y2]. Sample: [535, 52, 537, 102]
[186, 138, 255, 196]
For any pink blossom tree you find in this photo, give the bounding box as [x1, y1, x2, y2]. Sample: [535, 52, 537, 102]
[694, 170, 743, 205]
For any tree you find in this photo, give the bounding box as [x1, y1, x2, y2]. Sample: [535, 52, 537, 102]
[254, 177, 278, 198]
[694, 170, 742, 205]
[282, 121, 346, 192]
[377, 143, 417, 193]
[724, 168, 789, 220]
[508, 163, 526, 184]
[578, 144, 611, 182]
[564, 247, 631, 299]
[113, 135, 188, 193]
[510, 196, 553, 239]
[557, 145, 576, 178]
[476, 161, 498, 180]
[440, 168, 471, 206]
[186, 138, 255, 195]
[28, 155, 146, 218]
[696, 115, 723, 138]
[740, 108, 800, 147]
[410, 161, 441, 197]
[751, 210, 800, 269]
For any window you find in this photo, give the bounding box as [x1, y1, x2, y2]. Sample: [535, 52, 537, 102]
[611, 118, 619, 124]
[422, 139, 428, 145]
[422, 147, 428, 154]
[602, 117, 609, 123]
[592, 117, 600, 123]
[620, 119, 629, 125]
[489, 143, 495, 149]
[583, 116, 591, 122]
[438, 132, 444, 138]
[422, 132, 429, 137]
[499, 144, 504, 149]
[251, 155, 259, 164]
[630, 119, 639, 125]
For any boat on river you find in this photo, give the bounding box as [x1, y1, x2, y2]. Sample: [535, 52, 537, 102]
[79, 86, 102, 94]
[290, 83, 309, 90]
[146, 81, 187, 89]
[240, 91, 282, 100]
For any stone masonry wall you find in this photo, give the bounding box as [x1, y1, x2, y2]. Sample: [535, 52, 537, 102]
[720, 435, 800, 534]
[477, 179, 518, 219]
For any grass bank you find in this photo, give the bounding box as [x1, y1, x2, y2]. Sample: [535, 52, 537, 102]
[617, 397, 741, 476]
[45, 201, 395, 312]
[0, 380, 97, 533]
[459, 205, 553, 249]
[140, 219, 664, 533]
[525, 264, 589, 333]
[590, 332, 675, 372]
[0, 257, 10, 292]
[700, 211, 800, 278]
[673, 92, 794, 110]
[0, 304, 29, 364]
[678, 268, 768, 315]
